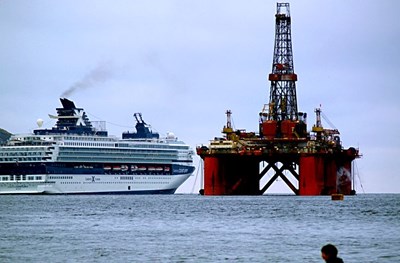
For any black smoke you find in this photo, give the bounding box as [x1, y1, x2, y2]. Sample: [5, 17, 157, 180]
[61, 62, 113, 98]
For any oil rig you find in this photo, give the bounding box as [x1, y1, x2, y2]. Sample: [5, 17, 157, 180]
[196, 3, 360, 196]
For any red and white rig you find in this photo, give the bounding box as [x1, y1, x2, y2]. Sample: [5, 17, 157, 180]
[197, 3, 360, 195]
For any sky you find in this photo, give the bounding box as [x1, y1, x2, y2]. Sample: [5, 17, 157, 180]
[1, 0, 399, 194]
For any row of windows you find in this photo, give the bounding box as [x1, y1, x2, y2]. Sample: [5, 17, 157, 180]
[64, 142, 114, 147]
[0, 147, 47, 152]
[116, 143, 187, 150]
[13, 137, 35, 141]
[60, 147, 177, 154]
[0, 151, 44, 157]
[105, 172, 171, 176]
[0, 157, 44, 162]
[134, 181, 169, 184]
[63, 136, 112, 142]
[14, 136, 52, 141]
[62, 142, 188, 150]
[120, 176, 170, 180]
[120, 176, 135, 180]
[58, 157, 176, 164]
[59, 151, 176, 157]
[56, 157, 173, 163]
[64, 142, 172, 149]
[79, 181, 169, 184]
[1, 175, 42, 181]
[0, 177, 169, 185]
[49, 176, 73, 180]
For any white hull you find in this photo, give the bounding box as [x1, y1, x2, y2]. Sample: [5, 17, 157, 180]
[0, 173, 192, 194]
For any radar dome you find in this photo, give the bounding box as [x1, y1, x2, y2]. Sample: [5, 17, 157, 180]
[167, 132, 176, 139]
[36, 118, 44, 128]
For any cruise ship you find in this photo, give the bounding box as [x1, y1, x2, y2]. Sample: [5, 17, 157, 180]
[0, 98, 195, 194]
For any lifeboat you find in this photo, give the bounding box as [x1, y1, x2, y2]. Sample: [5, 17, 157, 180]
[137, 166, 147, 171]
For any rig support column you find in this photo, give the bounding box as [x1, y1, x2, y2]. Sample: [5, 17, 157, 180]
[299, 156, 326, 195]
[203, 156, 260, 195]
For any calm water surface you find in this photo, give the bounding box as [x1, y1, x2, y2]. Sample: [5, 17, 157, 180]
[0, 194, 399, 262]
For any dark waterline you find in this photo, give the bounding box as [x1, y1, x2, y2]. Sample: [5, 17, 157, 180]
[1, 194, 399, 262]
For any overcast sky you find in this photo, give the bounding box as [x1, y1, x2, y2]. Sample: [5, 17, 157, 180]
[1, 0, 399, 194]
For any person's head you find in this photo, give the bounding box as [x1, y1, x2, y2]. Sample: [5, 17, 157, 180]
[321, 244, 338, 260]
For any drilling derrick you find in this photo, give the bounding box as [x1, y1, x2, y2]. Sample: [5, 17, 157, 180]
[261, 3, 307, 140]
[268, 3, 297, 122]
[197, 3, 360, 196]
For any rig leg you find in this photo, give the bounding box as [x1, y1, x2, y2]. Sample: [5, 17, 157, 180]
[299, 156, 326, 195]
[299, 155, 355, 195]
[203, 156, 260, 195]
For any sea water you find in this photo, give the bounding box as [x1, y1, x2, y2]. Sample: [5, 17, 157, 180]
[0, 194, 399, 262]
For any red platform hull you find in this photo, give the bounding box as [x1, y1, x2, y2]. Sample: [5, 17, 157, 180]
[201, 152, 356, 196]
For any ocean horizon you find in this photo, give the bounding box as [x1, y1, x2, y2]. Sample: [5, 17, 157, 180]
[1, 193, 399, 262]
